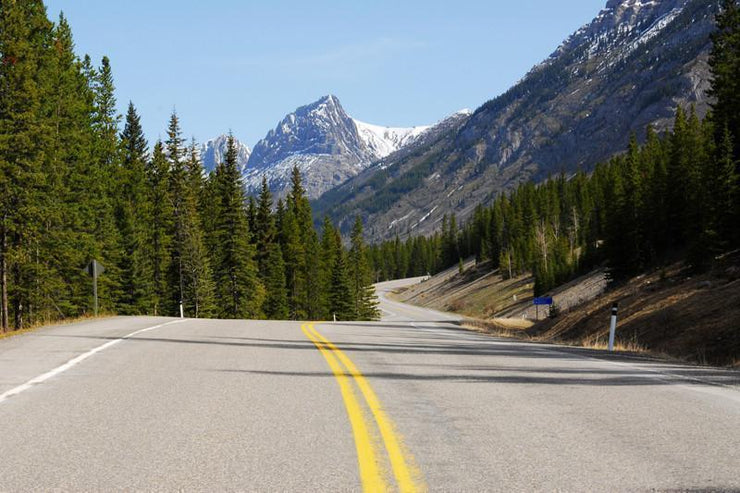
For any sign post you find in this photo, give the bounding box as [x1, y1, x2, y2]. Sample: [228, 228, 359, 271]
[83, 260, 105, 317]
[533, 297, 553, 320]
[608, 302, 619, 351]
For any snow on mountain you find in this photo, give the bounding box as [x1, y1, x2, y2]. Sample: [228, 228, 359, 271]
[353, 120, 430, 159]
[200, 135, 251, 174]
[315, 0, 717, 241]
[244, 95, 454, 199]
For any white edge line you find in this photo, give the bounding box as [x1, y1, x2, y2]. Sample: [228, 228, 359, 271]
[0, 319, 186, 404]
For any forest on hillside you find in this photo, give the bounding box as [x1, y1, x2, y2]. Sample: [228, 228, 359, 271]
[368, 0, 740, 296]
[0, 2, 378, 331]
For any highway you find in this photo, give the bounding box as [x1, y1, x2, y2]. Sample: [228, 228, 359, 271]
[0, 277, 738, 491]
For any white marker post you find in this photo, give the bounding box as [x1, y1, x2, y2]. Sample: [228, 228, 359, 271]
[608, 302, 618, 351]
[179, 301, 184, 319]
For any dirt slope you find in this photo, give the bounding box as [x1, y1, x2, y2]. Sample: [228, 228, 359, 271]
[393, 254, 740, 367]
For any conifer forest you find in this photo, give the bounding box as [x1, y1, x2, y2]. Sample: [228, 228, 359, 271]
[0, 2, 379, 330]
[1, 0, 739, 332]
[368, 0, 740, 297]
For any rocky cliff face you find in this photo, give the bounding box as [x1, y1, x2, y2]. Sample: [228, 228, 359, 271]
[243, 95, 457, 199]
[244, 95, 372, 199]
[314, 0, 718, 241]
[200, 135, 251, 174]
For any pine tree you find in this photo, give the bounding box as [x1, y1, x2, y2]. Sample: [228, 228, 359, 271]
[211, 135, 264, 319]
[117, 102, 154, 313]
[166, 112, 214, 317]
[280, 203, 305, 320]
[348, 217, 379, 321]
[317, 217, 335, 320]
[329, 245, 353, 321]
[282, 166, 316, 319]
[709, 0, 740, 161]
[254, 176, 275, 274]
[0, 0, 55, 329]
[146, 141, 173, 316]
[717, 125, 739, 246]
[262, 243, 288, 319]
[42, 13, 98, 319]
[88, 55, 124, 312]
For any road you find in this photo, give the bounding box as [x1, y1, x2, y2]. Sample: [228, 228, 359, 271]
[0, 278, 738, 492]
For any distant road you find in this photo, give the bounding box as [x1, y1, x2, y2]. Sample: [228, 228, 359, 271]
[0, 279, 738, 491]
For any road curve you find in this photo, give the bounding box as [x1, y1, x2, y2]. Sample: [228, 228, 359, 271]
[0, 281, 738, 491]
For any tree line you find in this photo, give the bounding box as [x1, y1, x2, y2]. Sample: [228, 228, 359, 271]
[369, 0, 740, 295]
[0, 1, 379, 331]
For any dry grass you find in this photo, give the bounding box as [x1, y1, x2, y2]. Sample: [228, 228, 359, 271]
[463, 318, 534, 340]
[463, 319, 648, 355]
[0, 313, 115, 341]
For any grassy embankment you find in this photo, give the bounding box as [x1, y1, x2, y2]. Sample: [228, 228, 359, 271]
[0, 313, 115, 341]
[392, 254, 740, 367]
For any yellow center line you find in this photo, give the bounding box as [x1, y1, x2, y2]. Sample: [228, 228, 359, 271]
[301, 324, 387, 492]
[307, 323, 425, 493]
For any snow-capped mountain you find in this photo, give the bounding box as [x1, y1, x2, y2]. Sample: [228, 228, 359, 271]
[244, 95, 454, 199]
[315, 0, 718, 241]
[353, 120, 430, 159]
[200, 135, 251, 174]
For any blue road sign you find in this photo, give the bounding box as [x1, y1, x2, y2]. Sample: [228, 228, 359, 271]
[533, 297, 553, 305]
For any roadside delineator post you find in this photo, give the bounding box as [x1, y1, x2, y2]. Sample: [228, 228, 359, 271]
[179, 301, 184, 319]
[608, 302, 618, 351]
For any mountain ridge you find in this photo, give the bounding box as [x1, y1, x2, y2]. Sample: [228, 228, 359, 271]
[314, 0, 717, 241]
[242, 94, 468, 199]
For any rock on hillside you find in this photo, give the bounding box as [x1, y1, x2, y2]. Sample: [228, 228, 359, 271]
[314, 0, 718, 241]
[200, 135, 251, 174]
[243, 95, 462, 199]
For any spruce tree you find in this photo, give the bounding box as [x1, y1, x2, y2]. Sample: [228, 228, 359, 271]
[43, 13, 98, 319]
[211, 135, 264, 319]
[89, 55, 124, 312]
[146, 141, 173, 316]
[348, 217, 380, 321]
[117, 102, 154, 313]
[709, 0, 740, 161]
[254, 176, 275, 274]
[262, 243, 289, 319]
[0, 0, 55, 329]
[166, 112, 214, 317]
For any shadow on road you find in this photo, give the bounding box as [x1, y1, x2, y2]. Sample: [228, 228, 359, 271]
[210, 367, 738, 387]
[44, 331, 740, 388]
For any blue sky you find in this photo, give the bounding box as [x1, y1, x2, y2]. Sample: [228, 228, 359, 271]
[44, 0, 607, 148]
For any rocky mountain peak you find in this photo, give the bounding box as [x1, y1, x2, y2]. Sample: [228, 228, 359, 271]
[243, 94, 455, 199]
[247, 94, 369, 176]
[200, 135, 251, 174]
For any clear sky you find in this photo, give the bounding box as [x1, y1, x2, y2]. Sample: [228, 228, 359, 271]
[44, 0, 607, 148]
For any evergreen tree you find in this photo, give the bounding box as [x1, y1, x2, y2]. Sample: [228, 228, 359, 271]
[329, 245, 353, 321]
[210, 135, 264, 319]
[262, 243, 288, 319]
[146, 141, 173, 316]
[88, 55, 124, 312]
[166, 112, 214, 317]
[348, 217, 380, 321]
[709, 0, 740, 162]
[117, 102, 154, 313]
[43, 13, 97, 319]
[254, 176, 275, 273]
[0, 0, 54, 329]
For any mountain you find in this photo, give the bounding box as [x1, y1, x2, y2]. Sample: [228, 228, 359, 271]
[314, 0, 719, 241]
[243, 95, 450, 199]
[354, 120, 431, 159]
[200, 135, 251, 174]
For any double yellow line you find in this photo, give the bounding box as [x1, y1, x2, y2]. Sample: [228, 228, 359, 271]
[301, 323, 425, 493]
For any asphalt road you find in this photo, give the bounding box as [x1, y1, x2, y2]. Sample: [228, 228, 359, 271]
[0, 278, 738, 492]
